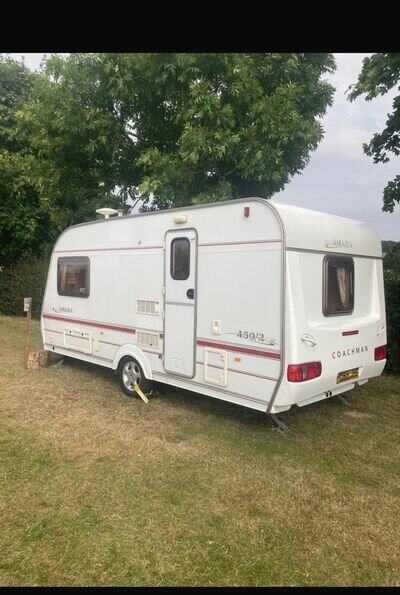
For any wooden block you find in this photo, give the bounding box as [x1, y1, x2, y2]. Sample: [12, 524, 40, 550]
[27, 350, 49, 369]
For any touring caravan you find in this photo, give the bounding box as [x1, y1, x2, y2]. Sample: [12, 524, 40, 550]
[41, 198, 387, 426]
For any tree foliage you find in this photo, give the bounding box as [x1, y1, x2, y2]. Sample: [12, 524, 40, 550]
[0, 55, 54, 264]
[16, 54, 136, 231]
[381, 240, 398, 254]
[0, 53, 335, 264]
[17, 52, 335, 214]
[349, 53, 400, 213]
[383, 245, 400, 373]
[129, 53, 336, 209]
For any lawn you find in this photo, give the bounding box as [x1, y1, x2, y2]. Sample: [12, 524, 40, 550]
[0, 315, 399, 586]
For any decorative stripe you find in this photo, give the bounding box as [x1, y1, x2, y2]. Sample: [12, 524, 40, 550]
[197, 339, 281, 360]
[198, 336, 280, 353]
[43, 313, 136, 334]
[54, 245, 163, 254]
[199, 239, 281, 247]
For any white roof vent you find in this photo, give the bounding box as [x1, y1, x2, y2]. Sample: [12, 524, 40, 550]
[96, 208, 119, 219]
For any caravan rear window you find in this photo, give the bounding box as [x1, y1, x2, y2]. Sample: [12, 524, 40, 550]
[323, 256, 354, 316]
[57, 257, 90, 298]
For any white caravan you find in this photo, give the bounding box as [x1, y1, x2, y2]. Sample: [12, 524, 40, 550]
[41, 198, 387, 426]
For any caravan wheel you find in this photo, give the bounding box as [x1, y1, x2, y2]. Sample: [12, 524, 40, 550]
[118, 356, 152, 397]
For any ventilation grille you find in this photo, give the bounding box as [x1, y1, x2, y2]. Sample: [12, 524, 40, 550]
[136, 299, 160, 315]
[137, 331, 159, 348]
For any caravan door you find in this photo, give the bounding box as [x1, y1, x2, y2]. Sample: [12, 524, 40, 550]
[164, 229, 197, 377]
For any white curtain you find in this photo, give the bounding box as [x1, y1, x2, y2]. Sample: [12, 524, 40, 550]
[336, 266, 348, 308]
[60, 264, 67, 291]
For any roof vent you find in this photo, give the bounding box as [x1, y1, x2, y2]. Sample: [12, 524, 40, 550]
[96, 208, 119, 219]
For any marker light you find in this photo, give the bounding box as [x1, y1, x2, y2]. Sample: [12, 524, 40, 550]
[374, 345, 387, 361]
[287, 361, 322, 382]
[174, 215, 188, 224]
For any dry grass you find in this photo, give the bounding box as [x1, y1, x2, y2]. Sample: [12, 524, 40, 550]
[0, 315, 399, 586]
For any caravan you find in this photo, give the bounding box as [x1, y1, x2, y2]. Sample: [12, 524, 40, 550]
[41, 198, 387, 423]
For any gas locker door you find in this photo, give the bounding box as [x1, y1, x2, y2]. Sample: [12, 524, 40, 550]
[164, 229, 197, 377]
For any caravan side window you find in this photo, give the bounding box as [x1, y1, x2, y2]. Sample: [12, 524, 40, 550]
[170, 238, 190, 280]
[323, 256, 354, 316]
[57, 257, 90, 298]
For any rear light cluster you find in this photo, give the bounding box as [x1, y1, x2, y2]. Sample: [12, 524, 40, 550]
[374, 345, 387, 361]
[287, 361, 322, 382]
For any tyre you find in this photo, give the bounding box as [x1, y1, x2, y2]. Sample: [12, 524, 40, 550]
[117, 356, 152, 397]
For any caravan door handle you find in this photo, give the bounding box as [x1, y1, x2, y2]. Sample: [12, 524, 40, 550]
[186, 288, 195, 300]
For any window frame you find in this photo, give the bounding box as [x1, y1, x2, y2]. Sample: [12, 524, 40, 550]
[323, 255, 354, 317]
[170, 237, 191, 281]
[57, 256, 90, 298]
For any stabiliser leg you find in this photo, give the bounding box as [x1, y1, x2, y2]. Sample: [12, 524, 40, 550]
[270, 414, 288, 432]
[337, 394, 350, 406]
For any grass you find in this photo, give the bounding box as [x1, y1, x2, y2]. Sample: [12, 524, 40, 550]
[0, 314, 399, 586]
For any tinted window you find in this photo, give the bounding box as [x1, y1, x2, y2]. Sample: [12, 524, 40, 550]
[57, 257, 90, 298]
[171, 238, 190, 280]
[324, 256, 354, 315]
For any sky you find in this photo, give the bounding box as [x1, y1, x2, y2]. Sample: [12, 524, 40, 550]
[8, 52, 400, 240]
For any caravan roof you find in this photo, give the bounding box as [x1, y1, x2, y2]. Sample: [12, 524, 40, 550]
[54, 197, 382, 259]
[271, 201, 382, 258]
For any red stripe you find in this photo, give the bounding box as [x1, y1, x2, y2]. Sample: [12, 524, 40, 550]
[342, 330, 359, 336]
[197, 339, 280, 360]
[199, 239, 281, 247]
[54, 245, 163, 254]
[43, 313, 136, 334]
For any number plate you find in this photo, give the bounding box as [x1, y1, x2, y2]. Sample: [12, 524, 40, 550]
[336, 367, 359, 384]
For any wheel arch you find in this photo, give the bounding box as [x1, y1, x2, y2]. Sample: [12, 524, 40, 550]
[112, 344, 153, 380]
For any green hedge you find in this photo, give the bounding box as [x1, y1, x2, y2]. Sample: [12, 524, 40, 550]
[384, 278, 400, 373]
[0, 257, 50, 320]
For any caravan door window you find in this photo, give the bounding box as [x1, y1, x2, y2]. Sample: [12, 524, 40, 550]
[170, 238, 190, 280]
[323, 256, 354, 315]
[57, 257, 90, 298]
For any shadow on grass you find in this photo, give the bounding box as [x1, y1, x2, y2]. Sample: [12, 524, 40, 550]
[54, 355, 359, 434]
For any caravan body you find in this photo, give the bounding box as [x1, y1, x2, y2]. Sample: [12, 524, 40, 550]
[41, 198, 386, 414]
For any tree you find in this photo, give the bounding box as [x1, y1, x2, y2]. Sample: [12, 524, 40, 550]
[19, 52, 336, 216]
[0, 55, 53, 264]
[381, 240, 397, 254]
[17, 54, 137, 232]
[383, 244, 400, 373]
[349, 53, 400, 213]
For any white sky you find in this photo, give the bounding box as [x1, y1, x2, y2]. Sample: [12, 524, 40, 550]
[8, 52, 400, 240]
